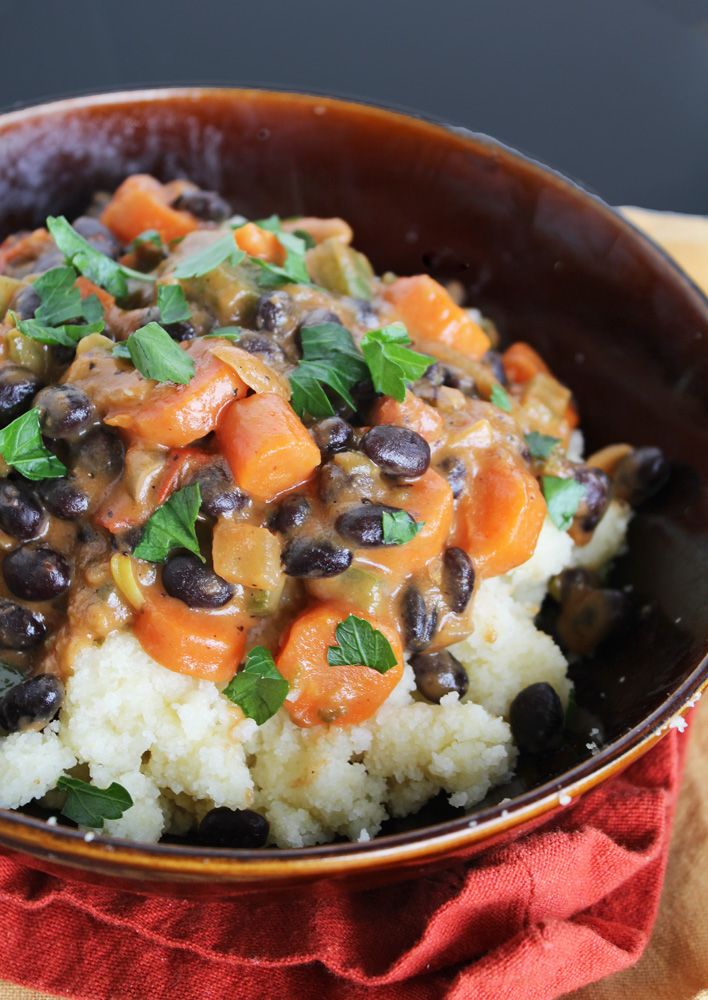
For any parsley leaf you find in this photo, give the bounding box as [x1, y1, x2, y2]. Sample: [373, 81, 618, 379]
[157, 284, 191, 325]
[292, 228, 316, 250]
[172, 233, 245, 279]
[542, 475, 586, 531]
[252, 230, 311, 288]
[203, 326, 244, 341]
[57, 776, 133, 829]
[32, 266, 82, 325]
[12, 314, 104, 348]
[525, 431, 560, 460]
[0, 409, 66, 480]
[80, 293, 104, 325]
[490, 383, 512, 412]
[382, 509, 423, 545]
[360, 323, 434, 402]
[289, 322, 369, 419]
[116, 322, 195, 384]
[47, 216, 153, 298]
[133, 483, 203, 562]
[0, 661, 23, 697]
[222, 646, 289, 725]
[254, 214, 281, 233]
[327, 614, 397, 673]
[129, 229, 162, 251]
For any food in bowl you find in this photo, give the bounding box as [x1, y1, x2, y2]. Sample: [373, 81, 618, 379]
[0, 174, 668, 848]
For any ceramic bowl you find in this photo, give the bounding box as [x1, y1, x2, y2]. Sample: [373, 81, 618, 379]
[0, 88, 705, 896]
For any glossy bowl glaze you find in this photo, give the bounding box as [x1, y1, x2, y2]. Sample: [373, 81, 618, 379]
[0, 89, 705, 897]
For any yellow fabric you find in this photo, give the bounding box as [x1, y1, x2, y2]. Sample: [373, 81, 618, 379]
[0, 208, 706, 1000]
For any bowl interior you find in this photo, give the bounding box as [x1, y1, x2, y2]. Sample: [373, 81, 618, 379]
[0, 89, 705, 872]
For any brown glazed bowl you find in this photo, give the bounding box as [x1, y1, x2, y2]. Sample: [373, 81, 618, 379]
[0, 88, 705, 897]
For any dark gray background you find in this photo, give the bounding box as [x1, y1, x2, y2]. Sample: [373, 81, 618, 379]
[4, 0, 708, 211]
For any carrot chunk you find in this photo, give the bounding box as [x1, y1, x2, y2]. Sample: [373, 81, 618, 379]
[134, 587, 246, 683]
[371, 390, 444, 445]
[217, 393, 321, 502]
[454, 452, 546, 578]
[100, 174, 199, 244]
[105, 339, 247, 448]
[384, 275, 490, 360]
[276, 602, 403, 727]
[502, 342, 550, 384]
[75, 276, 116, 313]
[233, 223, 285, 264]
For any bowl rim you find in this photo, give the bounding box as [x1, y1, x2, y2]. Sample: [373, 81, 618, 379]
[0, 85, 705, 881]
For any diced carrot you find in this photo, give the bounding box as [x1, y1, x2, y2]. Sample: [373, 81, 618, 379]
[105, 338, 247, 448]
[75, 276, 116, 313]
[454, 451, 546, 578]
[100, 174, 199, 245]
[384, 275, 490, 360]
[276, 602, 404, 727]
[217, 393, 321, 502]
[356, 468, 454, 578]
[233, 223, 285, 264]
[371, 390, 444, 445]
[502, 342, 550, 385]
[0, 229, 53, 271]
[134, 586, 246, 683]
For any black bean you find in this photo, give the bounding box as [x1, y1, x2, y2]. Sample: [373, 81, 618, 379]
[163, 320, 196, 342]
[11, 285, 41, 320]
[299, 308, 341, 328]
[71, 216, 121, 259]
[197, 806, 269, 848]
[411, 650, 469, 703]
[509, 682, 564, 754]
[438, 456, 467, 499]
[336, 503, 411, 547]
[0, 674, 63, 733]
[572, 466, 611, 533]
[38, 478, 89, 520]
[0, 480, 45, 541]
[311, 417, 353, 457]
[613, 447, 670, 507]
[71, 429, 124, 478]
[443, 368, 477, 396]
[484, 350, 508, 386]
[361, 425, 430, 480]
[272, 495, 310, 533]
[162, 554, 233, 609]
[401, 586, 438, 651]
[193, 462, 249, 518]
[0, 365, 41, 427]
[556, 585, 628, 656]
[255, 291, 292, 334]
[3, 547, 71, 602]
[442, 547, 475, 613]
[173, 189, 231, 222]
[0, 599, 46, 649]
[282, 537, 352, 578]
[558, 567, 596, 602]
[353, 299, 379, 328]
[34, 384, 95, 441]
[237, 332, 285, 367]
[32, 250, 64, 275]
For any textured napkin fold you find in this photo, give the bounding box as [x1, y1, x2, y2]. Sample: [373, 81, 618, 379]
[0, 713, 692, 1000]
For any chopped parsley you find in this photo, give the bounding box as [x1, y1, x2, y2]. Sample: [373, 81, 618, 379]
[360, 323, 434, 402]
[289, 322, 368, 419]
[381, 509, 423, 545]
[133, 483, 203, 562]
[157, 284, 191, 325]
[114, 322, 195, 384]
[490, 383, 512, 413]
[203, 326, 244, 341]
[251, 229, 311, 288]
[222, 646, 289, 725]
[542, 475, 586, 531]
[12, 313, 103, 349]
[47, 216, 153, 298]
[171, 233, 245, 279]
[32, 266, 82, 326]
[57, 775, 133, 829]
[0, 409, 66, 480]
[525, 431, 560, 460]
[327, 614, 397, 673]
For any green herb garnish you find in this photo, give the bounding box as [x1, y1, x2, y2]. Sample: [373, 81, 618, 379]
[490, 383, 512, 413]
[327, 614, 397, 673]
[293, 228, 316, 250]
[171, 233, 245, 279]
[12, 314, 104, 349]
[542, 475, 586, 531]
[222, 646, 289, 725]
[0, 409, 66, 480]
[129, 229, 162, 251]
[203, 326, 244, 341]
[381, 510, 423, 545]
[133, 483, 203, 562]
[360, 323, 434, 402]
[79, 294, 104, 325]
[157, 284, 191, 325]
[289, 322, 369, 419]
[525, 431, 560, 460]
[0, 662, 23, 697]
[47, 216, 153, 298]
[32, 266, 82, 326]
[114, 322, 195, 384]
[251, 229, 311, 288]
[57, 776, 133, 829]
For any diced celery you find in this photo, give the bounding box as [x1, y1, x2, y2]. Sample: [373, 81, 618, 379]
[307, 238, 374, 300]
[0, 276, 22, 318]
